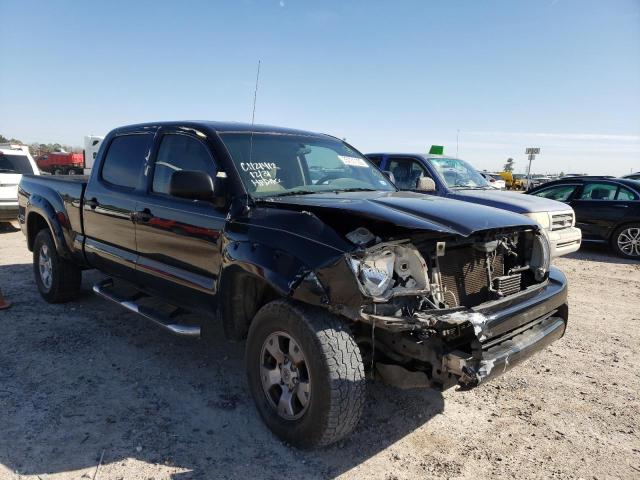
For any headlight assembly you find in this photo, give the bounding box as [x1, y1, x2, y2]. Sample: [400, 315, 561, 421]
[349, 249, 395, 298]
[348, 243, 430, 300]
[523, 211, 551, 230]
[530, 232, 551, 281]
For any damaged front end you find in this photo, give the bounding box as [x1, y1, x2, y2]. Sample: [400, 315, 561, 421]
[335, 225, 568, 390]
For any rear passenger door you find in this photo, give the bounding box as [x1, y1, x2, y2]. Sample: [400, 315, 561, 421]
[569, 182, 631, 241]
[134, 130, 225, 312]
[83, 132, 154, 278]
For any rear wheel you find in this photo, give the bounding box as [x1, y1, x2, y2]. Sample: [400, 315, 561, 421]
[245, 299, 366, 448]
[33, 229, 82, 302]
[612, 224, 640, 259]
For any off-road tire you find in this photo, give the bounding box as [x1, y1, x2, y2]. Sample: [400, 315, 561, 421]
[611, 223, 640, 259]
[33, 229, 82, 303]
[245, 299, 366, 448]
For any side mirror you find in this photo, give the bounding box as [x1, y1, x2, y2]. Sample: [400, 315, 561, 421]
[169, 170, 215, 201]
[382, 171, 396, 184]
[416, 176, 436, 192]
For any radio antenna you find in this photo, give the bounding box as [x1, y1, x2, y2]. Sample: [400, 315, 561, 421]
[248, 60, 261, 165]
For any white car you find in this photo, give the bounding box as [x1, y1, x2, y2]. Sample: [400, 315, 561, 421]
[0, 144, 39, 223]
[481, 172, 507, 189]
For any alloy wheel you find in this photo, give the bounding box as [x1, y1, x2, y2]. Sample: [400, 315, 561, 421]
[38, 244, 53, 290]
[617, 227, 640, 257]
[260, 331, 311, 420]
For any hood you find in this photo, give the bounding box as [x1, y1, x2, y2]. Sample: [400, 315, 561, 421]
[448, 189, 569, 214]
[262, 191, 536, 238]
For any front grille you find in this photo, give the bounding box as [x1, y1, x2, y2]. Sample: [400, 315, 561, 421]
[438, 247, 504, 307]
[551, 212, 573, 230]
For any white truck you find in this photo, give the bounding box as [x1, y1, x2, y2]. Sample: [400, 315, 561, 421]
[82, 135, 104, 175]
[0, 144, 39, 223]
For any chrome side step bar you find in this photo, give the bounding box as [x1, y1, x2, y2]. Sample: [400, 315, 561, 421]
[92, 278, 201, 337]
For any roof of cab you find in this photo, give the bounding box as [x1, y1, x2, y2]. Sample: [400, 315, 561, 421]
[114, 120, 333, 138]
[366, 153, 460, 161]
[529, 176, 640, 192]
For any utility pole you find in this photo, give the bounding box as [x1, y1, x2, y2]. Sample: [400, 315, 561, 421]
[525, 147, 540, 189]
[456, 129, 460, 158]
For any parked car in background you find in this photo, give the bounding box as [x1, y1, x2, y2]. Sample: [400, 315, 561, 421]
[0, 144, 39, 223]
[366, 152, 581, 258]
[622, 172, 640, 181]
[18, 121, 570, 448]
[480, 172, 506, 189]
[528, 177, 640, 259]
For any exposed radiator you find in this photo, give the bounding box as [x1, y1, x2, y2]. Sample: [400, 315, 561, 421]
[437, 247, 505, 307]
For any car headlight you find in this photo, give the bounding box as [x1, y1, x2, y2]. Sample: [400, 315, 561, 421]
[523, 211, 551, 230]
[531, 232, 551, 281]
[348, 249, 395, 297]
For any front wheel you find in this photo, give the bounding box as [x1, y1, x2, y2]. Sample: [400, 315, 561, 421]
[245, 299, 366, 448]
[612, 224, 640, 259]
[33, 229, 82, 302]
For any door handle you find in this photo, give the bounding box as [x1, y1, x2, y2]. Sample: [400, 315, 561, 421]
[613, 204, 628, 208]
[133, 209, 153, 223]
[86, 197, 99, 209]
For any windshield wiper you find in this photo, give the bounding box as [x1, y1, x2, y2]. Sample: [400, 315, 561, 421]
[0, 168, 18, 173]
[266, 189, 317, 198]
[452, 184, 488, 190]
[331, 187, 378, 193]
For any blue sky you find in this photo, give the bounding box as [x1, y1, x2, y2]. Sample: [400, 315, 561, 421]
[1, 0, 638, 175]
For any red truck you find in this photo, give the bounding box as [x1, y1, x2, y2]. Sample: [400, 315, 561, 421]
[36, 152, 84, 175]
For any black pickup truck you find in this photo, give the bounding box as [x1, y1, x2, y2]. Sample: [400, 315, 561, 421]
[18, 121, 568, 448]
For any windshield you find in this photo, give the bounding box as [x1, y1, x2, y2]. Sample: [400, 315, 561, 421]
[0, 153, 34, 174]
[428, 157, 489, 189]
[219, 133, 395, 197]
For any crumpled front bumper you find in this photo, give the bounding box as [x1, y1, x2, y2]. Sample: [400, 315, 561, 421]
[442, 267, 568, 388]
[368, 267, 569, 390]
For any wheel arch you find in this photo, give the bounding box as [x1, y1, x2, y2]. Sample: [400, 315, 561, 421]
[609, 219, 640, 242]
[216, 241, 332, 341]
[25, 199, 70, 259]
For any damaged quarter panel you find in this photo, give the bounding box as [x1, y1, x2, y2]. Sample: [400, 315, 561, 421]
[222, 201, 360, 306]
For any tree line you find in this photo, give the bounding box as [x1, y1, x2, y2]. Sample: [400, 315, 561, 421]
[0, 134, 81, 157]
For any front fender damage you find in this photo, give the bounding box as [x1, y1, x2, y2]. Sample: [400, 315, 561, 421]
[287, 227, 568, 392]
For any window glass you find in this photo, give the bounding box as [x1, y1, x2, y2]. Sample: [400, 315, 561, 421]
[218, 133, 394, 197]
[532, 184, 578, 201]
[579, 183, 617, 200]
[0, 154, 34, 174]
[367, 155, 383, 167]
[152, 134, 215, 195]
[388, 158, 429, 190]
[429, 157, 489, 188]
[101, 134, 152, 189]
[616, 186, 637, 201]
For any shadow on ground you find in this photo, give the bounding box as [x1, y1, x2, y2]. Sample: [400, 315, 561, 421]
[565, 242, 639, 266]
[0, 266, 444, 479]
[0, 222, 20, 234]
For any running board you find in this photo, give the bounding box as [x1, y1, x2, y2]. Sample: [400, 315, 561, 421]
[92, 278, 201, 337]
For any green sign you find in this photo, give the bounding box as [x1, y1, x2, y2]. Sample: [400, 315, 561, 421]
[429, 145, 444, 155]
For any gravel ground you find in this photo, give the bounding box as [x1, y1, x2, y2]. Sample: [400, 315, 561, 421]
[1, 224, 639, 480]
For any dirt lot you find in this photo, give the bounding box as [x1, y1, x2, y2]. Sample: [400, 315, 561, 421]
[1, 224, 639, 480]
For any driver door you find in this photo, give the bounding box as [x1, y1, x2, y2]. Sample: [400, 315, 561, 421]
[387, 157, 432, 192]
[134, 129, 226, 312]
